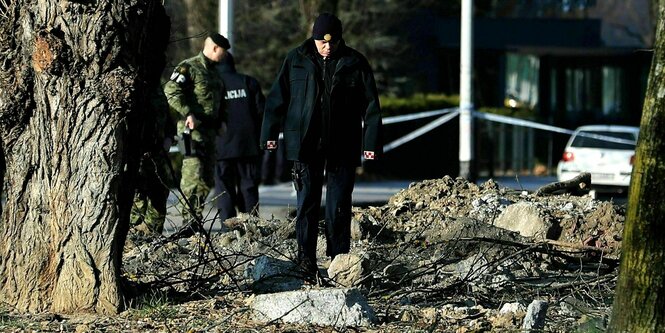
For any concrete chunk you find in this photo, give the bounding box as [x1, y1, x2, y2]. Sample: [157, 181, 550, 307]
[245, 255, 303, 293]
[494, 202, 552, 239]
[251, 288, 376, 328]
[327, 253, 368, 287]
[522, 300, 548, 330]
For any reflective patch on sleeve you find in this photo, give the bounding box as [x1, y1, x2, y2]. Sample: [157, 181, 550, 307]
[170, 65, 189, 84]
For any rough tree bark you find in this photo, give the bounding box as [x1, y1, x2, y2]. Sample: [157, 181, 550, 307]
[608, 0, 665, 331]
[0, 1, 169, 314]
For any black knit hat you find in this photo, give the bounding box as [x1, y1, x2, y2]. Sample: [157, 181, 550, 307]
[209, 33, 230, 50]
[312, 13, 342, 42]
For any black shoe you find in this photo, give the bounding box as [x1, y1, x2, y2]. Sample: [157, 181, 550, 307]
[170, 222, 204, 239]
[298, 257, 318, 279]
[297, 258, 334, 286]
[170, 227, 195, 239]
[299, 257, 317, 272]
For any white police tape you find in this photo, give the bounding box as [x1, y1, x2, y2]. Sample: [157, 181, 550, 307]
[166, 108, 635, 155]
[380, 108, 636, 153]
[472, 111, 637, 145]
[383, 110, 460, 152]
[382, 107, 458, 125]
[472, 112, 575, 135]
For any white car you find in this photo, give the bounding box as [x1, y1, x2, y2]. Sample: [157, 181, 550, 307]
[556, 125, 639, 196]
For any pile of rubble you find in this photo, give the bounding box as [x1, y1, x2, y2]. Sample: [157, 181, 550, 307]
[1, 176, 626, 332]
[371, 177, 624, 255]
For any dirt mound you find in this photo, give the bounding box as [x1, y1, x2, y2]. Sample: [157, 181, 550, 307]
[1, 176, 626, 332]
[359, 176, 624, 257]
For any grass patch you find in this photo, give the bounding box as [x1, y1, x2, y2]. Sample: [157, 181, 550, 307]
[0, 304, 29, 330]
[125, 289, 179, 320]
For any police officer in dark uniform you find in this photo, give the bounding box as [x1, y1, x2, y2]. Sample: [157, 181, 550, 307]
[215, 53, 266, 222]
[261, 13, 383, 275]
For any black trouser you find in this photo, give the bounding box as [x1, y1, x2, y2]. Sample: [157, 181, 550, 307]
[261, 137, 291, 184]
[131, 153, 173, 233]
[215, 157, 260, 221]
[293, 155, 356, 261]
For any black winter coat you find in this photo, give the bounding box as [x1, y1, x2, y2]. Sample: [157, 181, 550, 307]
[260, 39, 382, 166]
[216, 54, 266, 159]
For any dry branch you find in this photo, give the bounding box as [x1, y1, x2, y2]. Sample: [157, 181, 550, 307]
[535, 172, 591, 196]
[459, 236, 619, 267]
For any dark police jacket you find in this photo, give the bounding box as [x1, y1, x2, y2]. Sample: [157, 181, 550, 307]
[216, 55, 265, 160]
[260, 39, 383, 166]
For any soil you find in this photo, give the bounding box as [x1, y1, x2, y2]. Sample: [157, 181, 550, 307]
[0, 176, 625, 332]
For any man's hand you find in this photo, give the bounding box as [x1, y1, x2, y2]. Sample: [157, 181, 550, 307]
[162, 137, 173, 152]
[266, 140, 277, 150]
[185, 114, 200, 130]
[363, 151, 375, 160]
[218, 122, 228, 136]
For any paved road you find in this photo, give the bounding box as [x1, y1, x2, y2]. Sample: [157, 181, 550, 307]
[258, 179, 415, 207]
[478, 175, 558, 192]
[162, 175, 628, 234]
[163, 179, 415, 234]
[162, 176, 563, 234]
[257, 175, 564, 207]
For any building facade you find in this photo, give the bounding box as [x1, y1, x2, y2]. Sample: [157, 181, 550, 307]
[403, 0, 654, 176]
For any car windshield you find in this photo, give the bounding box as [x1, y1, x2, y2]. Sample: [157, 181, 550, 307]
[570, 131, 636, 150]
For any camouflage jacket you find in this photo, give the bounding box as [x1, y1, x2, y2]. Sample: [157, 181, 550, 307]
[164, 52, 223, 136]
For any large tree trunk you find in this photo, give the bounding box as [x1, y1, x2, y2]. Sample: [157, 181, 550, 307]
[608, 0, 665, 331]
[0, 1, 168, 314]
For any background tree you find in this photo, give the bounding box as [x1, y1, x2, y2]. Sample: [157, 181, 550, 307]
[0, 0, 169, 314]
[163, 0, 217, 70]
[231, 0, 425, 95]
[163, 0, 468, 96]
[608, 0, 665, 331]
[231, 0, 304, 91]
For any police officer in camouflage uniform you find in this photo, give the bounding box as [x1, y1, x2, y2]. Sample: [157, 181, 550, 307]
[164, 33, 229, 234]
[130, 86, 176, 236]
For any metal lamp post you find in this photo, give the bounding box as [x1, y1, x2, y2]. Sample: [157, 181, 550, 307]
[219, 0, 234, 49]
[459, 0, 475, 181]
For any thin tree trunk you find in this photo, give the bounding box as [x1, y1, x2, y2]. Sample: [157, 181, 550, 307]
[608, 0, 665, 331]
[0, 1, 168, 314]
[183, 0, 217, 51]
[299, 0, 339, 33]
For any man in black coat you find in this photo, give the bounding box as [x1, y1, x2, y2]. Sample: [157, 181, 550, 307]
[261, 13, 383, 275]
[215, 53, 265, 222]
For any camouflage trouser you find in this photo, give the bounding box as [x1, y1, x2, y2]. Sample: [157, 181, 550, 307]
[130, 152, 173, 235]
[180, 154, 215, 225]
